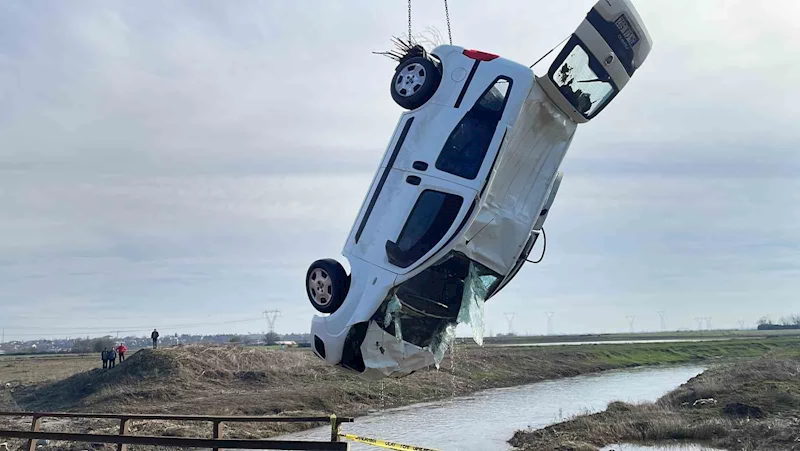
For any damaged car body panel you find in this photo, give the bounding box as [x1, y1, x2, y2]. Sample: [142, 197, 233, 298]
[307, 0, 653, 380]
[454, 84, 577, 276]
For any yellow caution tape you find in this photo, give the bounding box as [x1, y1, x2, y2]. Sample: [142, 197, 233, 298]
[341, 433, 441, 451]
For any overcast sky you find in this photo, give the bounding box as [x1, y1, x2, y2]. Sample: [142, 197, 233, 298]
[1, 0, 799, 342]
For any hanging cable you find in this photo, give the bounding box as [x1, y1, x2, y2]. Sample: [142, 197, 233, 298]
[464, 216, 495, 244]
[444, 0, 452, 44]
[529, 35, 570, 69]
[526, 228, 547, 264]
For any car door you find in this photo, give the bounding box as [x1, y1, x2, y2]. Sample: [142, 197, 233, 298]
[345, 115, 478, 276]
[391, 55, 532, 194]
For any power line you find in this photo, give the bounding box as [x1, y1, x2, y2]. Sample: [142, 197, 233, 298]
[504, 312, 516, 335]
[3, 330, 149, 338]
[0, 317, 265, 338]
[1, 314, 135, 321]
[626, 316, 636, 334]
[0, 317, 263, 332]
[263, 310, 281, 334]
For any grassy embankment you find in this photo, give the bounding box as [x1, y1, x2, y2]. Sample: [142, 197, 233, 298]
[0, 337, 796, 450]
[481, 328, 800, 346]
[509, 345, 800, 451]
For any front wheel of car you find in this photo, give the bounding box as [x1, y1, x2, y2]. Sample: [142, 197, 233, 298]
[306, 259, 349, 314]
[391, 56, 442, 110]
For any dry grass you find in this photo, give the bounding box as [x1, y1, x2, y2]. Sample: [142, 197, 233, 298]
[1, 339, 798, 450]
[0, 355, 98, 414]
[0, 354, 97, 385]
[509, 352, 800, 451]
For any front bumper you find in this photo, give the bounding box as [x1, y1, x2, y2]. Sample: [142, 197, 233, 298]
[356, 321, 437, 381]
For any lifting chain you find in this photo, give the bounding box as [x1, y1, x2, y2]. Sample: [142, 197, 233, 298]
[407, 0, 453, 45]
[408, 0, 412, 42]
[444, 0, 452, 44]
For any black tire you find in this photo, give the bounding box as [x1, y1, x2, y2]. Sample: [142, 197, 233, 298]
[391, 57, 442, 110]
[306, 259, 349, 314]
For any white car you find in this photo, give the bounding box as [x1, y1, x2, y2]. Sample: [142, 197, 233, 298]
[307, 0, 652, 381]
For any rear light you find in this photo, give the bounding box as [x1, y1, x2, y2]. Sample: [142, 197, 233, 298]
[463, 49, 499, 61]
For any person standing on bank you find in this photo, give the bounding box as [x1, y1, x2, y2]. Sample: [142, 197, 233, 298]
[116, 343, 127, 362]
[101, 348, 109, 369]
[107, 347, 116, 368]
[151, 329, 159, 349]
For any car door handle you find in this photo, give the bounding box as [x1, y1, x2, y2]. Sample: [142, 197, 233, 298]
[405, 175, 421, 185]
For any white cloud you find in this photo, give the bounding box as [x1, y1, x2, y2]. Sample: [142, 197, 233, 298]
[1, 0, 800, 340]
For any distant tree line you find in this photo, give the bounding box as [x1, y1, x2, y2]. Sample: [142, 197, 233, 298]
[264, 332, 281, 344]
[71, 336, 115, 353]
[69, 333, 288, 352]
[226, 332, 281, 344]
[757, 314, 800, 330]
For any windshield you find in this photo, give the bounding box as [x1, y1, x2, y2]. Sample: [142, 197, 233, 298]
[373, 251, 501, 348]
[549, 38, 617, 118]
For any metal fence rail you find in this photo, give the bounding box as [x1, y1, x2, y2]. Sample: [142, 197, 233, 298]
[0, 411, 353, 451]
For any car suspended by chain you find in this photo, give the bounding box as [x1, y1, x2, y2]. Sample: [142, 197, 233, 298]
[306, 0, 653, 380]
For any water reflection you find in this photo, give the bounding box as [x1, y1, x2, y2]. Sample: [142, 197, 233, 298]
[280, 365, 705, 450]
[602, 444, 726, 451]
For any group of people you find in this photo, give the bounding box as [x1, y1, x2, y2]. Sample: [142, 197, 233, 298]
[101, 344, 127, 369]
[98, 329, 162, 369]
[99, 329, 161, 369]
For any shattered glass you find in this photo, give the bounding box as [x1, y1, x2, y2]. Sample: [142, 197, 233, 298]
[368, 251, 500, 372]
[383, 296, 404, 342]
[428, 322, 457, 364]
[457, 262, 498, 346]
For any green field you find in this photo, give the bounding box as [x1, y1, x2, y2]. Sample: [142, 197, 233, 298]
[479, 328, 800, 346]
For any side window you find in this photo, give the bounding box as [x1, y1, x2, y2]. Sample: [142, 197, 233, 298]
[435, 78, 511, 180]
[387, 190, 464, 268]
[478, 79, 510, 112]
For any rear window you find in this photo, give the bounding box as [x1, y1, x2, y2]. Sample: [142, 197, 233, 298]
[548, 36, 618, 119]
[435, 78, 511, 180]
[389, 190, 463, 268]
